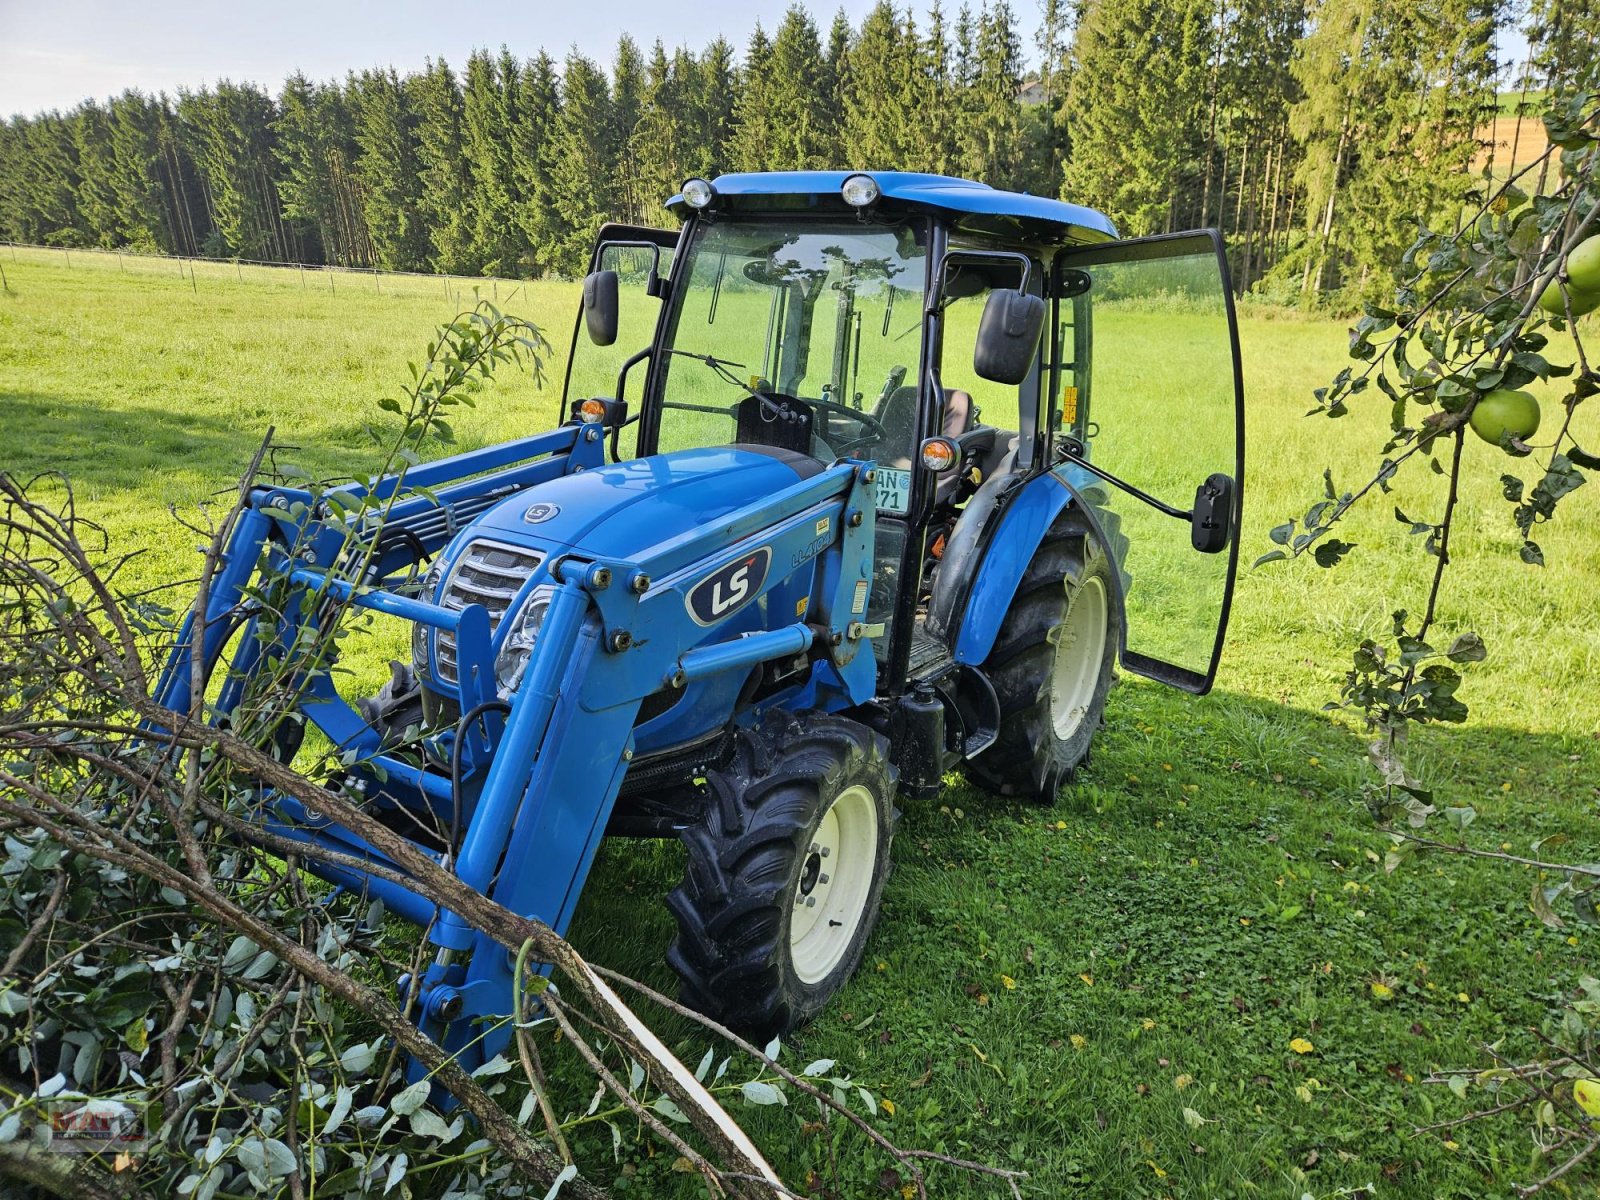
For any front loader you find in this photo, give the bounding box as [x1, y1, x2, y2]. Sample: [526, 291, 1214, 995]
[153, 171, 1245, 1075]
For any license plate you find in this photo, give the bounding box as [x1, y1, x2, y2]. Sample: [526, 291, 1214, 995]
[873, 467, 911, 514]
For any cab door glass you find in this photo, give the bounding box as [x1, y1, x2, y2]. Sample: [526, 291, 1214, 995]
[564, 241, 673, 459]
[1052, 231, 1243, 693]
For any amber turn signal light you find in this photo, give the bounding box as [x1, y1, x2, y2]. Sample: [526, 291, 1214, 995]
[920, 437, 958, 472]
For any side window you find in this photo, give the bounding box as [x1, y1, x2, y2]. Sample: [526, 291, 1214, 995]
[563, 242, 671, 460]
[936, 256, 1044, 469]
[1045, 284, 1092, 451]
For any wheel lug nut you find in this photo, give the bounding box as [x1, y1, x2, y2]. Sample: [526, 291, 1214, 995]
[805, 896, 817, 908]
[818, 873, 829, 885]
[819, 846, 830, 858]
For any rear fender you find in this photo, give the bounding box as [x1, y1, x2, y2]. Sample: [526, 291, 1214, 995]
[943, 469, 1125, 667]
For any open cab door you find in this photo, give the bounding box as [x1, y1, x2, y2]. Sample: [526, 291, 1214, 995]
[1051, 230, 1244, 694]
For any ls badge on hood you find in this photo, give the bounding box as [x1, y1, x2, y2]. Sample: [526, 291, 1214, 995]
[686, 547, 771, 626]
[523, 501, 561, 525]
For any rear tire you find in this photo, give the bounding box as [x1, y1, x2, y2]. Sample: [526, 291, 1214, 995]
[666, 712, 895, 1038]
[967, 509, 1119, 802]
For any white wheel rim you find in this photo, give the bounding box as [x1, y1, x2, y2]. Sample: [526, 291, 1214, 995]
[789, 783, 879, 985]
[1050, 575, 1109, 741]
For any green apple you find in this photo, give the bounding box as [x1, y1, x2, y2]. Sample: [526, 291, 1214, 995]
[1567, 235, 1600, 293]
[1536, 277, 1600, 318]
[1468, 388, 1541, 447]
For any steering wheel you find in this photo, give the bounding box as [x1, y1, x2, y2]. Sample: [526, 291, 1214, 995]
[812, 400, 889, 448]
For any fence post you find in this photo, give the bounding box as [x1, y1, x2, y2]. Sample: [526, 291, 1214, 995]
[1, 262, 9, 293]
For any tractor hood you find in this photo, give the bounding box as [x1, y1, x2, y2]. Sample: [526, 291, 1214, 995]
[465, 445, 824, 559]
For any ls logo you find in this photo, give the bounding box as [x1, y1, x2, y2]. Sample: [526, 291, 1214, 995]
[686, 547, 772, 626]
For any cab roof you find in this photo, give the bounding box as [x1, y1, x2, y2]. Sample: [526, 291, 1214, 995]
[665, 171, 1118, 246]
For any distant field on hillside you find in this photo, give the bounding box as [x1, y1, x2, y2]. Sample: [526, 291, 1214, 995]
[3, 246, 1599, 1197]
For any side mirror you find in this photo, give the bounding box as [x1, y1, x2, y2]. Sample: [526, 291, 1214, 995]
[973, 290, 1046, 385]
[583, 270, 619, 346]
[1191, 473, 1234, 553]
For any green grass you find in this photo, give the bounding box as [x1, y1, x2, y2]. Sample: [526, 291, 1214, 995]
[3, 245, 1599, 1197]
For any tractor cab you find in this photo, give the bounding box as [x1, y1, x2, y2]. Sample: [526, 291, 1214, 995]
[565, 172, 1244, 733]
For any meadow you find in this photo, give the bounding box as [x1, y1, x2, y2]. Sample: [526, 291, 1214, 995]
[3, 244, 1599, 1198]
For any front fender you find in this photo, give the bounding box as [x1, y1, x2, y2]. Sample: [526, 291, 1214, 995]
[948, 467, 1121, 667]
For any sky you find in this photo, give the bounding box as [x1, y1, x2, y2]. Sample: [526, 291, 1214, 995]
[0, 0, 958, 120]
[0, 1, 1533, 122]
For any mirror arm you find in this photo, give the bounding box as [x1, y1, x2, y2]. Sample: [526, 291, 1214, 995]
[1058, 439, 1190, 521]
[614, 346, 653, 406]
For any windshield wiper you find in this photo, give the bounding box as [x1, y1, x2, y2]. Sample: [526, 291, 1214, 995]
[660, 349, 785, 417]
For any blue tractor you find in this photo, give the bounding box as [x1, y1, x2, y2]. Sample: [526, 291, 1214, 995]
[155, 171, 1243, 1070]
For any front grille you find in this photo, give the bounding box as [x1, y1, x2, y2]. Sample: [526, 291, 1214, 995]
[432, 540, 542, 685]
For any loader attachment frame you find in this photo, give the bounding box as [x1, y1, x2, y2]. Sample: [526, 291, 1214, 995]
[151, 418, 882, 1071]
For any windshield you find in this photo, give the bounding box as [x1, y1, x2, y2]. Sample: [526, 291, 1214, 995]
[652, 218, 928, 494]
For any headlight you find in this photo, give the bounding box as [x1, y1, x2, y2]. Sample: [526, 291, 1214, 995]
[494, 584, 555, 697]
[681, 177, 714, 209]
[411, 557, 446, 672]
[841, 173, 880, 208]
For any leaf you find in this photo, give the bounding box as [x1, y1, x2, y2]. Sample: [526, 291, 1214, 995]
[1182, 1106, 1206, 1130]
[471, 1054, 514, 1078]
[221, 936, 258, 974]
[1253, 550, 1287, 568]
[410, 1108, 455, 1140]
[1531, 879, 1566, 929]
[1269, 521, 1295, 546]
[1521, 539, 1545, 566]
[741, 1080, 786, 1107]
[695, 1049, 715, 1082]
[384, 1152, 408, 1194]
[323, 1086, 354, 1138]
[1446, 632, 1487, 663]
[802, 1059, 836, 1077]
[1289, 1038, 1315, 1055]
[857, 1086, 878, 1115]
[389, 1080, 429, 1116]
[541, 1164, 580, 1200]
[1568, 446, 1600, 470]
[262, 1139, 296, 1178]
[1313, 539, 1355, 568]
[652, 1097, 688, 1123]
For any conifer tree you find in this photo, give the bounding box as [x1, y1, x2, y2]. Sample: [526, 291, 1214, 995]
[692, 37, 740, 179]
[411, 58, 475, 274]
[819, 10, 855, 164]
[107, 91, 181, 253]
[539, 52, 616, 275]
[511, 52, 560, 273]
[1062, 0, 1214, 234]
[845, 2, 917, 167]
[463, 49, 524, 275]
[70, 101, 119, 246]
[610, 37, 649, 225]
[730, 24, 777, 171]
[349, 68, 428, 271]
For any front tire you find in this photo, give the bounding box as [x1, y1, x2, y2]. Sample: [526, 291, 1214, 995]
[666, 712, 895, 1038]
[967, 509, 1120, 801]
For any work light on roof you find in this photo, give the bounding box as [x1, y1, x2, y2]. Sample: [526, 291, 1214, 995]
[681, 178, 715, 209]
[840, 174, 880, 208]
